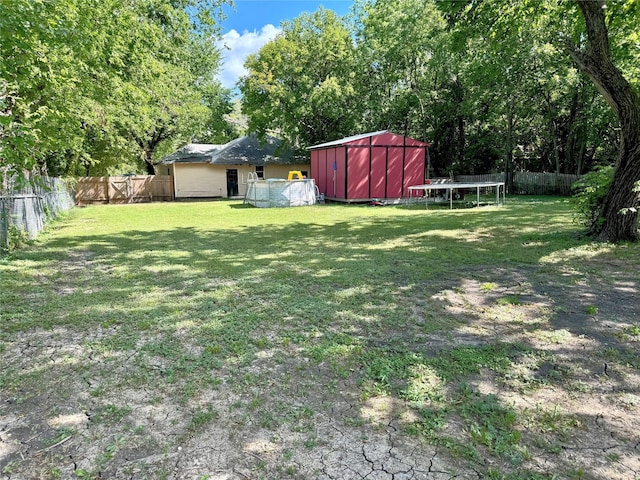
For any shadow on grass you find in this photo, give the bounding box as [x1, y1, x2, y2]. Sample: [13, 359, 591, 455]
[1, 198, 638, 478]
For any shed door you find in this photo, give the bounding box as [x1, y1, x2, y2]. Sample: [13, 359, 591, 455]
[226, 169, 239, 197]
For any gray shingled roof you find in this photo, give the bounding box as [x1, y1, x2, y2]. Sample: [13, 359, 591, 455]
[157, 135, 307, 166]
[211, 135, 305, 165]
[156, 144, 223, 164]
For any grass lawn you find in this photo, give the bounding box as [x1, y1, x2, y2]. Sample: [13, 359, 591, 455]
[1, 197, 639, 479]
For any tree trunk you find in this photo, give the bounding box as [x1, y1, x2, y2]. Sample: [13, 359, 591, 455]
[454, 78, 465, 167]
[133, 126, 168, 176]
[571, 0, 640, 241]
[576, 137, 586, 176]
[593, 140, 640, 241]
[566, 86, 584, 175]
[144, 150, 156, 175]
[505, 103, 515, 193]
[551, 120, 561, 174]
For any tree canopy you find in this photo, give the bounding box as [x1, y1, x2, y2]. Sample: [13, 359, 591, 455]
[0, 0, 234, 182]
[239, 8, 358, 147]
[240, 0, 621, 174]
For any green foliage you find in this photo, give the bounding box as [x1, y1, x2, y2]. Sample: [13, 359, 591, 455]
[437, 0, 640, 242]
[571, 165, 614, 228]
[456, 386, 523, 461]
[189, 406, 219, 432]
[585, 305, 598, 315]
[497, 295, 522, 306]
[238, 0, 630, 181]
[43, 427, 76, 447]
[354, 0, 446, 141]
[427, 344, 516, 381]
[628, 323, 640, 336]
[3, 225, 30, 254]
[240, 8, 358, 147]
[93, 404, 132, 425]
[360, 349, 421, 398]
[436, 0, 619, 176]
[0, 0, 233, 182]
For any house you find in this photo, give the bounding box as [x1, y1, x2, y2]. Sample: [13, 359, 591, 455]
[309, 131, 431, 202]
[156, 135, 309, 199]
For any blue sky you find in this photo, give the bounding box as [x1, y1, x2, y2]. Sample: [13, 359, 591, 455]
[216, 1, 353, 90]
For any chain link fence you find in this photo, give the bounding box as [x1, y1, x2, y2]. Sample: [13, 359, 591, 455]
[1, 177, 75, 251]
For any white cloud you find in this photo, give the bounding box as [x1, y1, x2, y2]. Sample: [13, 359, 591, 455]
[217, 24, 281, 91]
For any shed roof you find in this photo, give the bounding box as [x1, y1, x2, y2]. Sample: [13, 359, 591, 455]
[308, 130, 431, 150]
[308, 131, 389, 150]
[156, 134, 306, 166]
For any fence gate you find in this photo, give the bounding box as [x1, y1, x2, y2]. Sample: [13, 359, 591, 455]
[109, 178, 132, 203]
[75, 176, 174, 204]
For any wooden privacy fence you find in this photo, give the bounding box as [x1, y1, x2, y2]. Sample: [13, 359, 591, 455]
[456, 172, 581, 196]
[76, 175, 174, 205]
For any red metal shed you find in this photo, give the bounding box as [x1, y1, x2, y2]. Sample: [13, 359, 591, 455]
[309, 131, 431, 202]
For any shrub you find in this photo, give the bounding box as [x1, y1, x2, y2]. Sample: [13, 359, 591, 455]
[571, 165, 613, 229]
[0, 223, 29, 255]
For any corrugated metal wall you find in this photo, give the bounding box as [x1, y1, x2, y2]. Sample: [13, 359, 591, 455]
[310, 132, 429, 201]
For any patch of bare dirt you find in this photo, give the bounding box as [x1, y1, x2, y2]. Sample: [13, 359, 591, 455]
[0, 326, 475, 480]
[2, 255, 639, 479]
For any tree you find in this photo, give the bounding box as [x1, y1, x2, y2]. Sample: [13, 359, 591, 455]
[568, 0, 640, 241]
[437, 0, 639, 241]
[239, 8, 358, 147]
[437, 1, 603, 183]
[354, 0, 447, 141]
[115, 60, 214, 175]
[108, 0, 232, 174]
[0, 0, 231, 182]
[353, 0, 612, 180]
[1, 0, 87, 183]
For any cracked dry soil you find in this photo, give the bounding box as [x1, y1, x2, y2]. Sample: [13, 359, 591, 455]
[1, 254, 639, 479]
[1, 325, 466, 480]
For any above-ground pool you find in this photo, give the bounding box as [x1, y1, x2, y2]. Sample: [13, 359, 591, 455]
[244, 175, 318, 208]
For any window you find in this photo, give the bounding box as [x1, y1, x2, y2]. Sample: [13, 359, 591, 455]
[256, 166, 264, 179]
